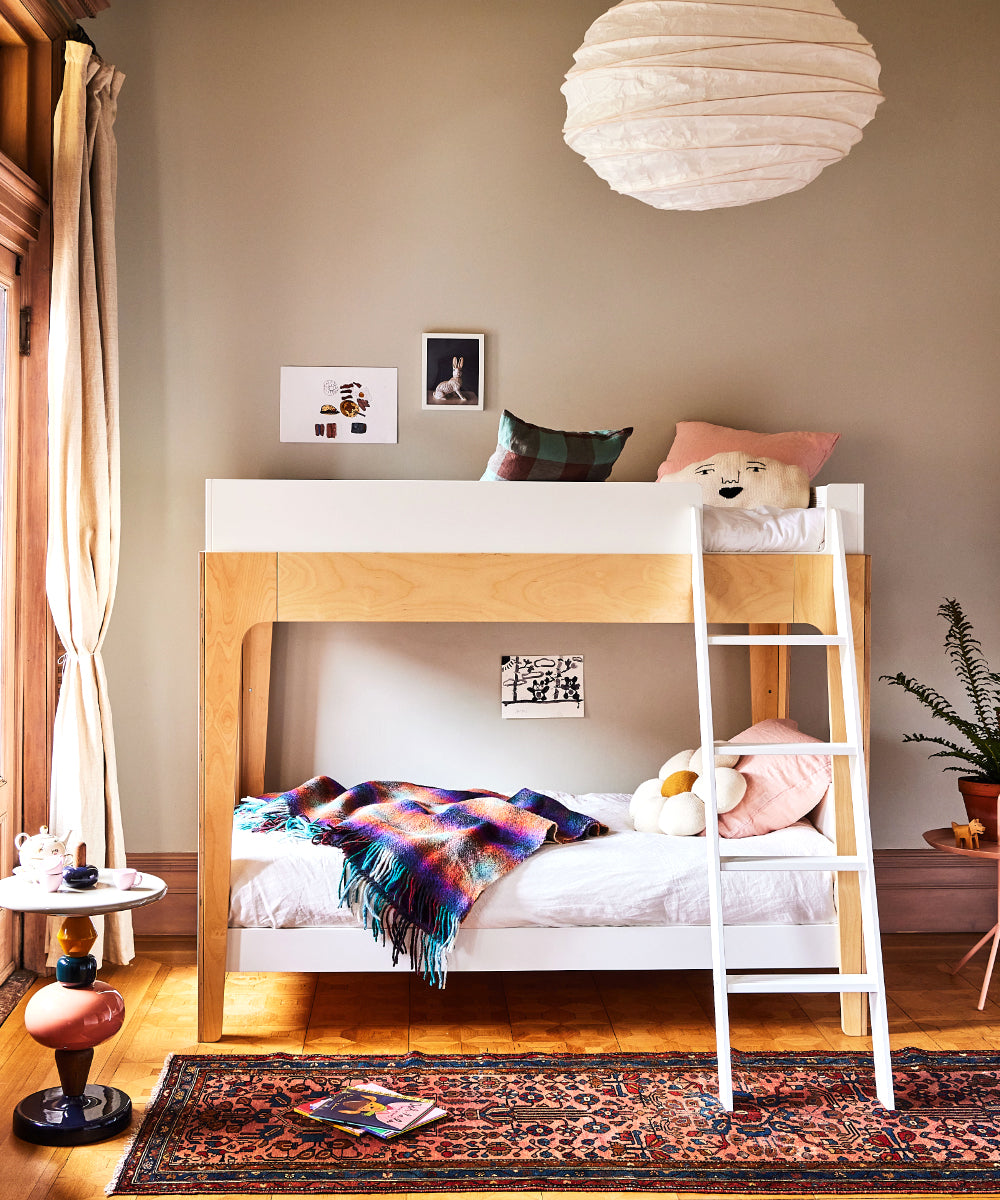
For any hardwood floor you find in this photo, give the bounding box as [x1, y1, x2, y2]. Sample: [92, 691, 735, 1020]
[1, 933, 998, 1199]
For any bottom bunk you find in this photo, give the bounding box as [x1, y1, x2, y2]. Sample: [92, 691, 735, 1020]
[225, 789, 841, 976]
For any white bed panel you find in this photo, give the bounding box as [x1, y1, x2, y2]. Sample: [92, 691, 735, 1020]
[225, 923, 840, 974]
[206, 479, 703, 554]
[206, 480, 864, 555]
[815, 484, 863, 553]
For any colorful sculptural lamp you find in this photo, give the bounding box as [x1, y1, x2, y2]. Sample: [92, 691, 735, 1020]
[15, 912, 129, 1144]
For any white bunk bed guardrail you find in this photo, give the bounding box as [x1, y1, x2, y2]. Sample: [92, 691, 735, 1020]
[205, 479, 863, 554]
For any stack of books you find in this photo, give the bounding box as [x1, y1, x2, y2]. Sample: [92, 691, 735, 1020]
[295, 1082, 446, 1139]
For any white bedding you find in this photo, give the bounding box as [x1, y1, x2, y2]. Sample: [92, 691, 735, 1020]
[701, 505, 827, 553]
[229, 791, 836, 931]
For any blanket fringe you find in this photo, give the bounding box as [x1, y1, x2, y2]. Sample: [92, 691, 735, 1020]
[338, 840, 458, 987]
[234, 794, 330, 842]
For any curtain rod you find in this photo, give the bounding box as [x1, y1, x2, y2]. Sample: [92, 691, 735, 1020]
[67, 24, 98, 53]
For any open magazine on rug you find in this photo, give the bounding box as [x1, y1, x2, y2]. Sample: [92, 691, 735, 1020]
[294, 1082, 447, 1139]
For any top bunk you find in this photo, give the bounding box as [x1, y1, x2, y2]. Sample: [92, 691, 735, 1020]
[204, 479, 864, 555]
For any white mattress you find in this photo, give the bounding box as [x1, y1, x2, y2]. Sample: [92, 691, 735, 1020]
[229, 791, 836, 931]
[701, 505, 827, 553]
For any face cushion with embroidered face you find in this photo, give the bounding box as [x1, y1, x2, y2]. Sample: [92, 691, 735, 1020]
[658, 449, 810, 508]
[657, 420, 839, 481]
[481, 410, 633, 482]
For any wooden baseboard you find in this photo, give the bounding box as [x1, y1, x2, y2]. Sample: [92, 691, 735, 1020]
[875, 848, 996, 933]
[127, 852, 197, 937]
[124, 848, 997, 939]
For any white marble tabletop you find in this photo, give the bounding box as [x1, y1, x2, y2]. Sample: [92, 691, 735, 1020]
[0, 870, 167, 917]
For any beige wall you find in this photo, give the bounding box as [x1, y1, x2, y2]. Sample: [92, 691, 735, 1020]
[93, 0, 1000, 851]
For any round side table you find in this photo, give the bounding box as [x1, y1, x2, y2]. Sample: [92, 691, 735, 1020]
[0, 869, 166, 1145]
[923, 827, 1000, 1010]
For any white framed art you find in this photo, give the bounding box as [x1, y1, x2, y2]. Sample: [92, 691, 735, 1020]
[280, 365, 398, 443]
[501, 655, 585, 719]
[422, 333, 485, 410]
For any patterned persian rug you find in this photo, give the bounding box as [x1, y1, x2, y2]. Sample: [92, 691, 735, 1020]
[108, 1048, 1000, 1195]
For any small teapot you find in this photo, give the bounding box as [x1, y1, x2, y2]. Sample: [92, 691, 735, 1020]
[14, 826, 71, 881]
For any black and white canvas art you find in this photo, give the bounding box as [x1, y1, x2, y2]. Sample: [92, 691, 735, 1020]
[501, 655, 585, 719]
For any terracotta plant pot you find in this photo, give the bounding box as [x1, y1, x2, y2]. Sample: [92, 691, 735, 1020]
[958, 777, 1000, 843]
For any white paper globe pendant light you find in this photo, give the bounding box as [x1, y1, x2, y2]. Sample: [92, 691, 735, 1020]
[562, 0, 884, 211]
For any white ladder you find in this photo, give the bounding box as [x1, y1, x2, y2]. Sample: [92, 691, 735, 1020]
[690, 505, 894, 1112]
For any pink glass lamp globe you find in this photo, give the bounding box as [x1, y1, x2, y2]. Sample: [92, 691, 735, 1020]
[24, 980, 125, 1051]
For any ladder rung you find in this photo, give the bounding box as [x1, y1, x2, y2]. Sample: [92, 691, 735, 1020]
[707, 634, 847, 647]
[715, 741, 857, 757]
[719, 855, 866, 872]
[726, 973, 877, 994]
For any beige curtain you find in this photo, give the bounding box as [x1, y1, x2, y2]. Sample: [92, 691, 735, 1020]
[46, 41, 131, 965]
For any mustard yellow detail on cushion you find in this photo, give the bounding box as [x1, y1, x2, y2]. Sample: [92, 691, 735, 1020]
[661, 770, 699, 798]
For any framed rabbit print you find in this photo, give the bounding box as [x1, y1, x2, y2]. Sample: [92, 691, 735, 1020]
[422, 332, 485, 410]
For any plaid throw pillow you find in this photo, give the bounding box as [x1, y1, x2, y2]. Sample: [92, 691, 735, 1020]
[481, 410, 633, 482]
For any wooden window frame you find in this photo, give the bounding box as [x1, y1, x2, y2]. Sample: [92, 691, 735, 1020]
[0, 243, 20, 980]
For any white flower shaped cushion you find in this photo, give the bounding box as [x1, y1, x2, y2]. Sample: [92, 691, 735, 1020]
[630, 749, 748, 836]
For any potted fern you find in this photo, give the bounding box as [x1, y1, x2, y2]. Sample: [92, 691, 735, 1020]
[881, 598, 1000, 841]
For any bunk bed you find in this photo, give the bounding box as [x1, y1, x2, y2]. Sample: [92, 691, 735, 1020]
[198, 479, 870, 1044]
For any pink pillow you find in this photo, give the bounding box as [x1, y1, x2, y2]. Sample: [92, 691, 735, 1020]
[717, 717, 831, 839]
[656, 420, 839, 482]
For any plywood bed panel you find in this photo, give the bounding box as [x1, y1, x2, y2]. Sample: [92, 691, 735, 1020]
[198, 483, 869, 1044]
[277, 552, 698, 623]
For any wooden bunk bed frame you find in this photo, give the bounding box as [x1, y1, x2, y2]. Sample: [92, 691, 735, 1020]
[198, 481, 870, 1044]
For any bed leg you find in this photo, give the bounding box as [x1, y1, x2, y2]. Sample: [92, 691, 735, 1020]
[833, 742, 869, 1035]
[832, 558, 871, 1037]
[199, 553, 278, 1042]
[792, 554, 871, 1037]
[748, 624, 790, 723]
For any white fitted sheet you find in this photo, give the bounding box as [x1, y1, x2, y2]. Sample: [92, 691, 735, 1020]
[229, 791, 836, 931]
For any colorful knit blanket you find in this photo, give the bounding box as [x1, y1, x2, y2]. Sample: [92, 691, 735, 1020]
[235, 777, 608, 985]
